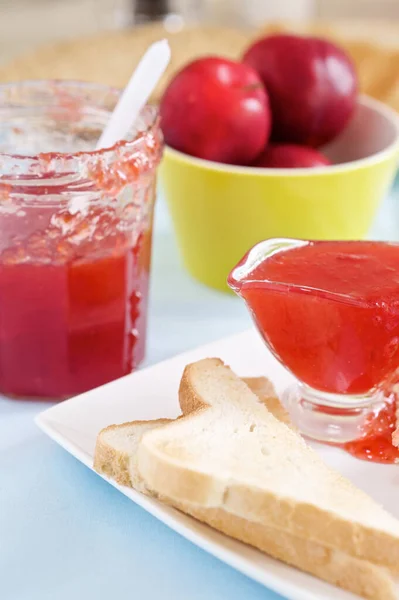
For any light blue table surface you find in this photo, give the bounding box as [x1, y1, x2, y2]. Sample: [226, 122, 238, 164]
[1, 179, 398, 600]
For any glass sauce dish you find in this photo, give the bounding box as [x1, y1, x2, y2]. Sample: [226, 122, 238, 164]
[228, 238, 399, 461]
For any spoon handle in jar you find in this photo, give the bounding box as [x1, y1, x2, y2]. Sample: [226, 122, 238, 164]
[96, 38, 171, 150]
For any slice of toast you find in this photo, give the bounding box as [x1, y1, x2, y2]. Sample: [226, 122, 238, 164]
[94, 419, 171, 491]
[138, 360, 399, 574]
[94, 372, 398, 600]
[94, 377, 281, 489]
[95, 419, 396, 600]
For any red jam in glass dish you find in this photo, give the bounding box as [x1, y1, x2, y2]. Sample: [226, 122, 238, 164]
[0, 81, 163, 399]
[228, 238, 399, 460]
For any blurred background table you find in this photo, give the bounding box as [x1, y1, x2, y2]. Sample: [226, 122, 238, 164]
[2, 0, 399, 65]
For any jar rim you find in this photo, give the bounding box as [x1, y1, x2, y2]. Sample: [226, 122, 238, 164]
[0, 80, 162, 183]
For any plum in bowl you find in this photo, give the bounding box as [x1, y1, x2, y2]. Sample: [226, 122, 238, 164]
[160, 96, 399, 291]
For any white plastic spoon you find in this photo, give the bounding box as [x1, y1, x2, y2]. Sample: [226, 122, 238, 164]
[68, 39, 170, 215]
[96, 38, 171, 150]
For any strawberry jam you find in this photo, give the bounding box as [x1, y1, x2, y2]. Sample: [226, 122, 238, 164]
[344, 395, 398, 463]
[0, 81, 163, 399]
[229, 239, 399, 459]
[345, 372, 399, 464]
[0, 210, 154, 399]
[233, 241, 399, 395]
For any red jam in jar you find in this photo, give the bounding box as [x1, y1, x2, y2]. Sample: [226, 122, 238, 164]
[0, 81, 163, 399]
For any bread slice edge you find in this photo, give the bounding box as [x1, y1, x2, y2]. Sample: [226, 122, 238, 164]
[93, 411, 397, 600]
[138, 360, 399, 573]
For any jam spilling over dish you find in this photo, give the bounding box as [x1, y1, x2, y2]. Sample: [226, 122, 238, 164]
[345, 373, 399, 464]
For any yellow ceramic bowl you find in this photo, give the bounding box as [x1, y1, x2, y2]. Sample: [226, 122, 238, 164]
[160, 96, 399, 292]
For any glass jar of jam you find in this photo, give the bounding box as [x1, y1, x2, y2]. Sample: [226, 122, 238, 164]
[0, 81, 163, 400]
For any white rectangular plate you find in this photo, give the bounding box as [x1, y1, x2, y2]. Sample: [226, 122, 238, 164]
[36, 329, 399, 600]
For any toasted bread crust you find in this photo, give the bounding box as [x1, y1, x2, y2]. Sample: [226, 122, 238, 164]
[138, 360, 399, 573]
[95, 420, 397, 600]
[94, 419, 171, 487]
[93, 375, 276, 486]
[169, 501, 397, 600]
[94, 364, 399, 599]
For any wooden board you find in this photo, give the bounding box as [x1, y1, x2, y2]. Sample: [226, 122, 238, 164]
[0, 20, 398, 111]
[0, 23, 249, 101]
